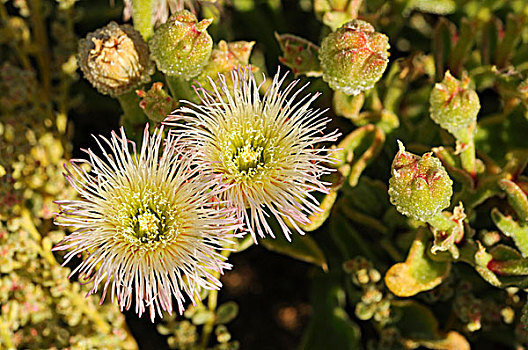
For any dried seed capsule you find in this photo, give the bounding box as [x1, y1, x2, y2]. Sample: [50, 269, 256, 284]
[319, 19, 389, 95]
[77, 21, 154, 97]
[429, 71, 480, 142]
[149, 10, 213, 79]
[388, 141, 453, 222]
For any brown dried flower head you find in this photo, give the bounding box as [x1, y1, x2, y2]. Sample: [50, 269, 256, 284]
[78, 21, 154, 97]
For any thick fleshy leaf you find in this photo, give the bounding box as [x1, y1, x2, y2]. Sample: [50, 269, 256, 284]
[390, 300, 440, 340]
[299, 272, 360, 350]
[391, 300, 469, 349]
[385, 229, 451, 297]
[334, 124, 385, 187]
[260, 223, 327, 270]
[491, 208, 528, 257]
[499, 179, 528, 223]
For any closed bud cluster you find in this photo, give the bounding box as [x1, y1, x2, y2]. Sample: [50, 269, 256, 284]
[343, 257, 391, 325]
[137, 82, 177, 123]
[194, 40, 255, 91]
[429, 71, 480, 142]
[388, 141, 453, 222]
[149, 10, 213, 79]
[77, 22, 154, 97]
[319, 19, 389, 96]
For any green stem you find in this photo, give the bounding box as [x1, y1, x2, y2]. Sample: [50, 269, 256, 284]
[29, 0, 51, 97]
[199, 250, 232, 349]
[56, 6, 75, 135]
[166, 75, 196, 102]
[426, 212, 454, 232]
[460, 139, 477, 178]
[132, 0, 154, 40]
[117, 91, 147, 141]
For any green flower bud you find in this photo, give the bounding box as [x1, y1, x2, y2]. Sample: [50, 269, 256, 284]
[77, 21, 154, 97]
[429, 71, 480, 142]
[194, 40, 255, 91]
[319, 19, 390, 96]
[136, 82, 178, 123]
[388, 141, 453, 222]
[149, 10, 213, 79]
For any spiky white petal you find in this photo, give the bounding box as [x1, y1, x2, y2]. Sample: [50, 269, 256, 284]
[165, 68, 339, 241]
[53, 126, 240, 321]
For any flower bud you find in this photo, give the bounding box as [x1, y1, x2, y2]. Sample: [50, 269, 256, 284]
[77, 21, 154, 97]
[149, 10, 213, 79]
[319, 19, 389, 96]
[194, 40, 255, 91]
[429, 71, 480, 142]
[388, 141, 453, 222]
[136, 82, 177, 123]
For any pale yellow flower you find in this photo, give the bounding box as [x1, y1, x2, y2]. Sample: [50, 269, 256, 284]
[54, 126, 239, 321]
[166, 68, 339, 240]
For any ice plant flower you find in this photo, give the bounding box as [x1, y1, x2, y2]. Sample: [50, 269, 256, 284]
[165, 68, 339, 241]
[53, 126, 240, 321]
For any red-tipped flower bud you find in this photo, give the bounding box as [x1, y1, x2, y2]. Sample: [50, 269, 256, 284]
[319, 19, 390, 95]
[388, 141, 453, 222]
[429, 71, 480, 142]
[149, 10, 213, 79]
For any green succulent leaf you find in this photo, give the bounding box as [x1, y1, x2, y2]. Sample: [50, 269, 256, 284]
[299, 272, 360, 350]
[260, 221, 327, 270]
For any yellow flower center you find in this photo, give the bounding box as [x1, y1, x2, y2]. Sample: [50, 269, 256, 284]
[234, 142, 265, 172]
[137, 211, 160, 239]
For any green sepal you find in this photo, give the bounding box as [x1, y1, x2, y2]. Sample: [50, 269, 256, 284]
[275, 33, 322, 77]
[388, 142, 453, 222]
